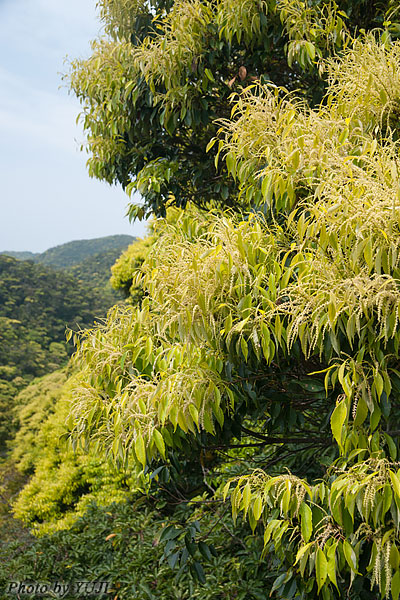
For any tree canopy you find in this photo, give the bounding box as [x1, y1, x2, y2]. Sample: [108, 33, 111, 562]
[62, 2, 400, 599]
[68, 0, 394, 219]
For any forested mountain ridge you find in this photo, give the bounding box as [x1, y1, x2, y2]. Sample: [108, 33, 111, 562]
[1, 234, 135, 268]
[2, 235, 137, 313]
[67, 246, 134, 290]
[2, 251, 36, 261]
[0, 254, 123, 447]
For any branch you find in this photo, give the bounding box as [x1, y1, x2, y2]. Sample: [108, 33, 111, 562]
[205, 439, 330, 451]
[240, 426, 328, 445]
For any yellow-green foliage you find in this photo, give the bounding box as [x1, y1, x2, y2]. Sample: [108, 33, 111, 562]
[218, 37, 400, 213]
[12, 369, 68, 472]
[277, 0, 348, 68]
[97, 0, 148, 40]
[68, 38, 137, 182]
[67, 0, 349, 198]
[110, 236, 152, 300]
[326, 35, 400, 129]
[69, 33, 400, 598]
[70, 208, 278, 463]
[223, 458, 400, 599]
[11, 371, 140, 535]
[133, 0, 213, 104]
[70, 0, 349, 114]
[216, 0, 269, 46]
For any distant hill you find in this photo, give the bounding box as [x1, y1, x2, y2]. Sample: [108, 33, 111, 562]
[0, 254, 124, 447]
[0, 235, 136, 446]
[37, 235, 135, 268]
[3, 251, 38, 261]
[67, 247, 132, 290]
[1, 234, 135, 269]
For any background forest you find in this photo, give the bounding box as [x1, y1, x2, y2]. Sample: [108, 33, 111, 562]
[0, 235, 134, 447]
[3, 1, 400, 600]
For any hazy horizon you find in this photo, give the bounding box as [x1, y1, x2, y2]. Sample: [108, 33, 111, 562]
[0, 232, 140, 255]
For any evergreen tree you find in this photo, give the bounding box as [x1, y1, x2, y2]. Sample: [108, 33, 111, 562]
[65, 2, 400, 598]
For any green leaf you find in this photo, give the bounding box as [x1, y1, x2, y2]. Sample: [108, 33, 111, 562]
[240, 337, 248, 361]
[384, 433, 397, 460]
[299, 502, 312, 542]
[145, 336, 153, 358]
[392, 570, 400, 600]
[253, 496, 263, 521]
[222, 481, 231, 501]
[390, 544, 400, 570]
[189, 404, 199, 427]
[343, 540, 357, 572]
[354, 395, 368, 427]
[331, 399, 347, 450]
[159, 525, 181, 542]
[326, 542, 338, 590]
[242, 482, 251, 514]
[281, 487, 290, 514]
[120, 351, 128, 370]
[225, 152, 236, 176]
[390, 470, 400, 501]
[168, 551, 180, 569]
[304, 41, 316, 60]
[193, 561, 206, 584]
[270, 573, 287, 594]
[205, 137, 217, 153]
[185, 537, 197, 556]
[153, 429, 166, 459]
[316, 547, 328, 592]
[198, 541, 212, 561]
[295, 542, 314, 565]
[135, 433, 146, 468]
[204, 68, 215, 81]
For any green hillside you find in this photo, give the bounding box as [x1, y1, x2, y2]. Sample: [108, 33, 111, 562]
[1, 251, 38, 261]
[36, 234, 134, 268]
[0, 255, 120, 448]
[1, 234, 135, 269]
[67, 247, 132, 290]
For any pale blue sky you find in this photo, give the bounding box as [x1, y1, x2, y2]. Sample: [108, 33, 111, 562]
[0, 0, 147, 252]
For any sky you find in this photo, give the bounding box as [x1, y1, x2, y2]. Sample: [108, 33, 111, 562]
[0, 0, 147, 253]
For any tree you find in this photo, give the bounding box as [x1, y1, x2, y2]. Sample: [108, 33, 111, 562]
[68, 0, 388, 219]
[67, 2, 400, 599]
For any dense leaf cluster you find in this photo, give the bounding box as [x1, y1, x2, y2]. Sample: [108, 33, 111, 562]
[1, 500, 274, 600]
[68, 0, 390, 218]
[9, 371, 138, 534]
[110, 236, 151, 300]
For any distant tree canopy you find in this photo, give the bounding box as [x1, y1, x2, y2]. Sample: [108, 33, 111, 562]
[67, 247, 133, 303]
[62, 2, 400, 599]
[37, 235, 135, 269]
[0, 255, 122, 447]
[68, 0, 394, 219]
[2, 234, 135, 268]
